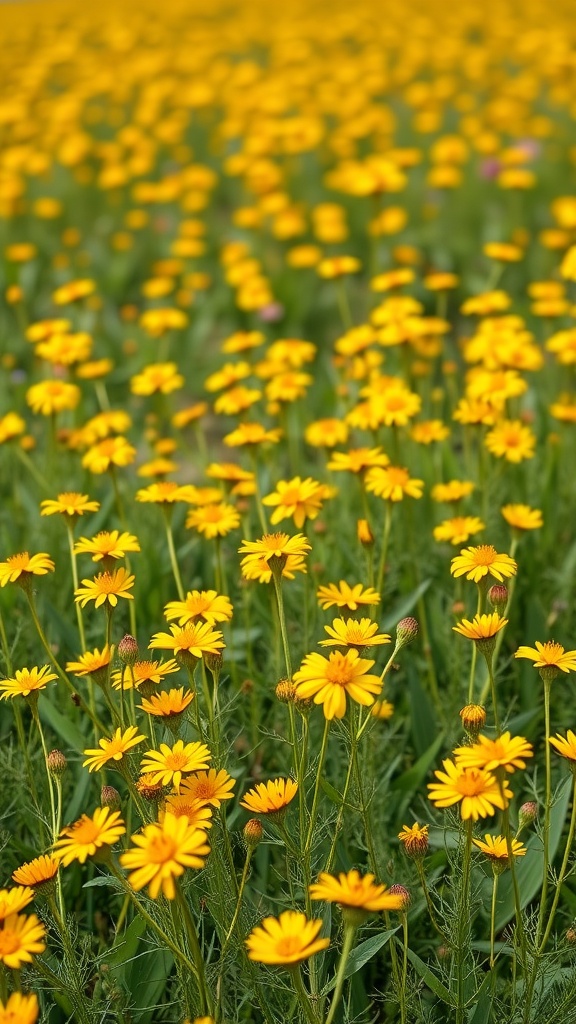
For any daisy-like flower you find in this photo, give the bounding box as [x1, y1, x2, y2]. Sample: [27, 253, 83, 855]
[110, 658, 179, 691]
[179, 769, 235, 808]
[0, 992, 39, 1023]
[0, 552, 55, 588]
[0, 914, 46, 969]
[162, 795, 214, 830]
[450, 545, 517, 583]
[398, 823, 429, 857]
[120, 813, 210, 899]
[316, 581, 380, 611]
[433, 517, 485, 545]
[371, 699, 394, 719]
[75, 567, 135, 608]
[310, 870, 405, 913]
[67, 646, 114, 681]
[40, 492, 100, 518]
[149, 622, 225, 660]
[246, 910, 329, 965]
[164, 590, 233, 626]
[501, 504, 543, 531]
[262, 477, 326, 528]
[0, 666, 57, 700]
[0, 888, 34, 920]
[293, 649, 382, 719]
[327, 447, 389, 475]
[515, 641, 576, 677]
[26, 380, 81, 416]
[135, 482, 196, 504]
[223, 422, 282, 447]
[549, 731, 576, 763]
[453, 613, 508, 641]
[431, 480, 475, 503]
[240, 778, 298, 816]
[0, 412, 25, 445]
[428, 759, 512, 820]
[186, 502, 241, 539]
[319, 618, 391, 650]
[473, 834, 527, 861]
[454, 732, 533, 773]
[140, 740, 211, 792]
[139, 687, 195, 719]
[485, 420, 536, 463]
[238, 532, 311, 577]
[12, 855, 59, 891]
[83, 726, 147, 772]
[82, 436, 137, 474]
[130, 361, 184, 396]
[74, 531, 141, 562]
[240, 554, 307, 583]
[53, 808, 126, 865]
[365, 465, 424, 502]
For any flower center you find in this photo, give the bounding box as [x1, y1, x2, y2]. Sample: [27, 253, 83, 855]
[473, 545, 497, 565]
[165, 752, 189, 770]
[386, 467, 409, 485]
[147, 836, 178, 864]
[70, 818, 100, 844]
[326, 658, 355, 687]
[456, 769, 489, 796]
[0, 929, 20, 955]
[8, 553, 30, 569]
[276, 935, 301, 957]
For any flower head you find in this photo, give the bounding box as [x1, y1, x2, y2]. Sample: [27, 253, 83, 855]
[515, 641, 576, 676]
[0, 552, 55, 588]
[179, 769, 235, 808]
[365, 465, 424, 502]
[67, 646, 114, 679]
[309, 870, 405, 913]
[40, 492, 100, 518]
[293, 649, 382, 719]
[119, 813, 210, 899]
[501, 504, 543, 531]
[239, 533, 311, 578]
[398, 823, 429, 858]
[453, 613, 508, 641]
[0, 666, 57, 700]
[0, 914, 46, 969]
[549, 731, 576, 763]
[139, 687, 195, 719]
[75, 567, 135, 608]
[164, 590, 233, 626]
[74, 531, 141, 562]
[454, 732, 533, 773]
[246, 910, 329, 965]
[240, 778, 298, 816]
[473, 834, 527, 863]
[140, 740, 211, 792]
[149, 622, 225, 660]
[450, 545, 517, 583]
[428, 759, 512, 820]
[262, 477, 326, 528]
[186, 503, 241, 539]
[319, 618, 391, 650]
[316, 581, 380, 611]
[433, 517, 485, 545]
[83, 726, 147, 772]
[0, 992, 39, 1024]
[12, 855, 59, 892]
[110, 658, 179, 690]
[0, 888, 34, 921]
[53, 808, 126, 865]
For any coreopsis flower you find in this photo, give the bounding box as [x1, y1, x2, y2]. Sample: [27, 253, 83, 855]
[83, 726, 147, 773]
[111, 658, 179, 690]
[501, 504, 543, 531]
[454, 732, 533, 773]
[304, 418, 349, 448]
[453, 613, 508, 641]
[74, 567, 135, 608]
[310, 870, 404, 913]
[319, 618, 391, 650]
[135, 482, 196, 504]
[318, 255, 361, 278]
[316, 581, 380, 611]
[82, 436, 137, 474]
[0, 914, 46, 969]
[130, 361, 184, 396]
[262, 477, 326, 528]
[549, 731, 576, 763]
[239, 532, 311, 578]
[220, 329, 264, 354]
[149, 622, 225, 660]
[0, 888, 34, 920]
[0, 992, 39, 1023]
[371, 699, 394, 719]
[120, 814, 210, 899]
[411, 420, 450, 445]
[398, 823, 429, 858]
[52, 278, 95, 304]
[433, 517, 485, 545]
[162, 794, 214, 830]
[186, 502, 241, 539]
[53, 808, 126, 865]
[365, 465, 424, 502]
[428, 760, 512, 820]
[246, 910, 329, 965]
[40, 492, 100, 518]
[431, 480, 475, 503]
[0, 551, 55, 588]
[139, 687, 195, 719]
[485, 420, 536, 463]
[293, 649, 382, 719]
[139, 308, 188, 336]
[452, 398, 500, 426]
[205, 361, 252, 392]
[515, 641, 576, 677]
[67, 645, 114, 679]
[0, 666, 57, 700]
[240, 778, 298, 815]
[26, 380, 81, 416]
[74, 531, 140, 562]
[164, 590, 233, 626]
[223, 422, 282, 447]
[12, 855, 59, 891]
[179, 769, 235, 808]
[140, 740, 211, 792]
[0, 412, 26, 445]
[450, 545, 517, 583]
[473, 835, 526, 863]
[327, 447, 389, 474]
[172, 402, 209, 429]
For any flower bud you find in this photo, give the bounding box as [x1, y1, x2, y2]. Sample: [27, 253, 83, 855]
[517, 801, 538, 832]
[459, 704, 486, 739]
[137, 774, 164, 802]
[488, 584, 508, 613]
[566, 928, 576, 944]
[243, 819, 263, 848]
[398, 823, 429, 859]
[275, 679, 296, 703]
[101, 785, 121, 811]
[389, 884, 411, 910]
[118, 634, 139, 665]
[395, 617, 419, 649]
[205, 650, 223, 676]
[47, 749, 67, 776]
[357, 518, 374, 547]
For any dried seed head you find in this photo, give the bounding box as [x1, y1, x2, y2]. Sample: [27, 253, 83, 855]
[47, 749, 67, 776]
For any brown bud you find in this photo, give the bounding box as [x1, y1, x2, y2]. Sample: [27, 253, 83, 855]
[488, 584, 508, 613]
[396, 617, 419, 648]
[459, 704, 487, 739]
[243, 819, 263, 848]
[101, 786, 121, 811]
[47, 749, 67, 776]
[205, 650, 223, 676]
[118, 634, 139, 665]
[389, 884, 411, 910]
[566, 928, 576, 943]
[517, 801, 538, 832]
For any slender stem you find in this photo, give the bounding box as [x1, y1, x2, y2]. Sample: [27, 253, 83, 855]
[335, 280, 353, 331]
[456, 821, 474, 1024]
[272, 571, 292, 679]
[175, 883, 214, 1016]
[304, 718, 331, 857]
[484, 650, 500, 734]
[539, 772, 576, 952]
[399, 914, 409, 1024]
[324, 923, 357, 1024]
[376, 502, 392, 599]
[163, 508, 185, 600]
[489, 872, 498, 968]
[500, 798, 527, 966]
[66, 521, 86, 650]
[249, 451, 268, 534]
[536, 679, 553, 948]
[467, 588, 483, 703]
[415, 861, 448, 941]
[291, 964, 320, 1024]
[223, 848, 253, 948]
[31, 706, 57, 842]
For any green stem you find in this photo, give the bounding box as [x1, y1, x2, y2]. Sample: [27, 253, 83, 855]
[163, 508, 185, 600]
[489, 872, 498, 968]
[291, 964, 319, 1024]
[66, 520, 86, 651]
[175, 883, 214, 1016]
[399, 914, 408, 1024]
[415, 861, 448, 941]
[536, 678, 553, 948]
[324, 923, 357, 1024]
[272, 571, 292, 679]
[376, 502, 392, 599]
[304, 718, 331, 857]
[456, 821, 474, 1024]
[539, 771, 576, 952]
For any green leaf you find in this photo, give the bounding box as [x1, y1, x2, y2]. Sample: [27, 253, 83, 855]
[319, 777, 347, 805]
[467, 970, 494, 1024]
[322, 929, 398, 994]
[38, 694, 88, 752]
[102, 917, 146, 970]
[391, 732, 445, 793]
[406, 947, 453, 1004]
[408, 666, 436, 756]
[83, 874, 124, 891]
[382, 579, 432, 631]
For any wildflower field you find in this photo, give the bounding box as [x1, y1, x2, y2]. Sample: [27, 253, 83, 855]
[2, 0, 576, 1021]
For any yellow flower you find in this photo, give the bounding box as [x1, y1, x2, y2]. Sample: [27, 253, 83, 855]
[179, 769, 235, 808]
[40, 492, 100, 518]
[450, 545, 517, 583]
[501, 504, 543, 531]
[485, 420, 536, 463]
[0, 914, 46, 969]
[52, 278, 95, 304]
[309, 870, 404, 912]
[262, 477, 326, 528]
[293, 649, 382, 719]
[515, 641, 576, 674]
[428, 760, 512, 820]
[139, 307, 188, 336]
[74, 567, 135, 608]
[0, 992, 39, 1024]
[549, 731, 576, 762]
[0, 412, 26, 445]
[316, 581, 380, 611]
[365, 465, 424, 502]
[238, 532, 311, 577]
[26, 380, 81, 416]
[164, 590, 233, 626]
[223, 422, 282, 447]
[453, 613, 508, 641]
[110, 658, 179, 690]
[327, 447, 389, 474]
[473, 834, 526, 861]
[454, 732, 533, 773]
[246, 910, 329, 965]
[186, 502, 241, 539]
[74, 531, 140, 562]
[398, 823, 429, 857]
[161, 795, 214, 830]
[135, 482, 196, 504]
[120, 813, 210, 899]
[67, 646, 114, 678]
[0, 888, 35, 921]
[318, 255, 361, 278]
[83, 726, 147, 772]
[82, 436, 136, 474]
[53, 808, 126, 865]
[140, 740, 211, 792]
[431, 480, 475, 503]
[319, 618, 391, 650]
[411, 419, 450, 444]
[0, 666, 57, 700]
[139, 687, 195, 718]
[149, 622, 225, 660]
[433, 517, 485, 545]
[371, 699, 394, 719]
[12, 855, 59, 890]
[130, 361, 184, 396]
[0, 551, 55, 588]
[240, 778, 298, 815]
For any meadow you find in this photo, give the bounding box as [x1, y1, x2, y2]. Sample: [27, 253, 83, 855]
[1, 1, 576, 1022]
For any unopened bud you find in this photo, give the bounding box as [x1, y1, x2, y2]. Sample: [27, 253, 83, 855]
[395, 617, 419, 649]
[137, 774, 164, 801]
[459, 704, 486, 739]
[517, 801, 538, 832]
[566, 928, 576, 944]
[243, 819, 263, 848]
[47, 749, 67, 776]
[241, 678, 254, 695]
[357, 518, 374, 547]
[118, 634, 139, 665]
[389, 884, 411, 910]
[101, 786, 121, 811]
[205, 650, 223, 676]
[488, 585, 508, 613]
